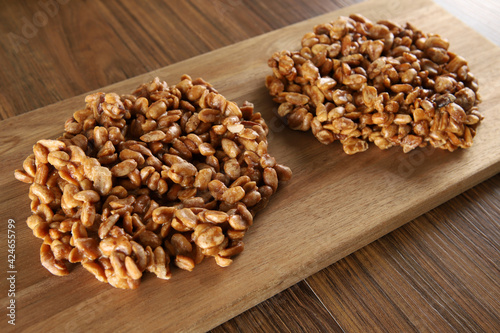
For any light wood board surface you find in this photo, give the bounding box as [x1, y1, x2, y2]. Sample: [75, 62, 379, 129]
[1, 0, 500, 331]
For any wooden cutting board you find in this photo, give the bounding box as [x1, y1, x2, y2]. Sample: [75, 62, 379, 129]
[1, 0, 500, 331]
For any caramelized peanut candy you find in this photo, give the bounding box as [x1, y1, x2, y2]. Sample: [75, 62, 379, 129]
[15, 76, 291, 289]
[266, 14, 482, 154]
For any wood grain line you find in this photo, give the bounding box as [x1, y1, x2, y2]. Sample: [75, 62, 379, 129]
[212, 281, 344, 333]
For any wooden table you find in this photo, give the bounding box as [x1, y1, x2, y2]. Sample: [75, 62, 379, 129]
[1, 0, 498, 331]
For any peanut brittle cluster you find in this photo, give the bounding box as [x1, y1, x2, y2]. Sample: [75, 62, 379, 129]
[266, 14, 483, 154]
[15, 76, 291, 289]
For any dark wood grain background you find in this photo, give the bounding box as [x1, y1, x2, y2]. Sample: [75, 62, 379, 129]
[1, 0, 498, 331]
